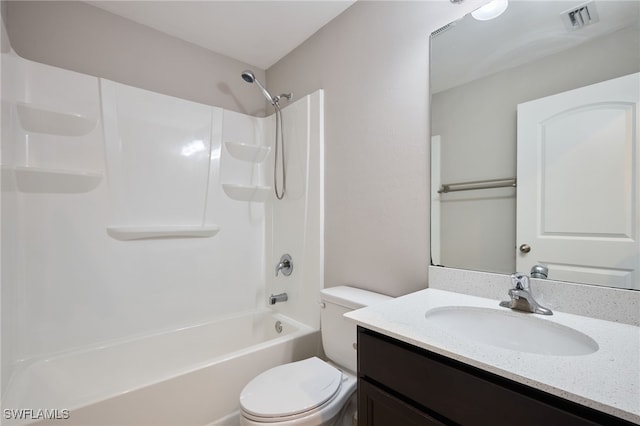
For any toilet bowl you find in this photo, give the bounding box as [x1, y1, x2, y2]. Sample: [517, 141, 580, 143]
[239, 286, 391, 426]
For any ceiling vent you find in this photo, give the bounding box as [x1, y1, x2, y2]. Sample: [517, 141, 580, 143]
[432, 22, 456, 38]
[561, 1, 600, 30]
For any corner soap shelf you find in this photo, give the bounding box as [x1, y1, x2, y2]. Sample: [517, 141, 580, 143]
[222, 142, 271, 202]
[106, 225, 220, 241]
[10, 102, 102, 193]
[222, 184, 271, 202]
[17, 102, 98, 137]
[224, 142, 270, 162]
[12, 166, 102, 193]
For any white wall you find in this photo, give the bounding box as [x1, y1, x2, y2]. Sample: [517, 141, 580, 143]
[4, 1, 268, 116]
[267, 0, 483, 297]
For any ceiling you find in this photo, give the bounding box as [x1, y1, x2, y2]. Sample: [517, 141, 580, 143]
[88, 1, 356, 70]
[431, 0, 640, 93]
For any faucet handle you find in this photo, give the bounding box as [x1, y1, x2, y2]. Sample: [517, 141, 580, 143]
[510, 273, 530, 290]
[275, 254, 293, 277]
[530, 264, 549, 279]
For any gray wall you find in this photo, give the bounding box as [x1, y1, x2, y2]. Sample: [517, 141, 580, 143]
[267, 1, 482, 296]
[432, 26, 640, 275]
[5, 1, 268, 116]
[1, 1, 9, 53]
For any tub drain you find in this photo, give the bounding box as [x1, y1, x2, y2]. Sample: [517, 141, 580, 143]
[275, 320, 283, 333]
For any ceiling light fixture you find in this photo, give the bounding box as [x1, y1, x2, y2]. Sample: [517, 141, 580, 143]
[472, 0, 509, 21]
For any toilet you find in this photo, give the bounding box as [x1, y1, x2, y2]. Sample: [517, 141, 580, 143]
[239, 286, 392, 426]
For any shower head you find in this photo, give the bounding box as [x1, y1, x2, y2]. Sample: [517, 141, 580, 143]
[241, 70, 255, 83]
[241, 70, 275, 105]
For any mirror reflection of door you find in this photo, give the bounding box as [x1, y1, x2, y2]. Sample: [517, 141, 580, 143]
[516, 72, 639, 288]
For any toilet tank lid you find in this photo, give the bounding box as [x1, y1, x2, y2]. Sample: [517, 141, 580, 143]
[320, 286, 392, 309]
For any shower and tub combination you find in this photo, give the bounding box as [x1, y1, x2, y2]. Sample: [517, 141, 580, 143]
[1, 49, 324, 425]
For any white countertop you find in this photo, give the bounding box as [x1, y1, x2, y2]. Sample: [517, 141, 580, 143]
[345, 288, 640, 424]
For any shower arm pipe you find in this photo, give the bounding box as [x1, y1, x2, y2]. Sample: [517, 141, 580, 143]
[273, 93, 293, 104]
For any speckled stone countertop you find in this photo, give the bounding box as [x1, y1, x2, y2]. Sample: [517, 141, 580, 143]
[345, 288, 640, 424]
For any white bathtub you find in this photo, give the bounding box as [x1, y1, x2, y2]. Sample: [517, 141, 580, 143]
[3, 310, 319, 426]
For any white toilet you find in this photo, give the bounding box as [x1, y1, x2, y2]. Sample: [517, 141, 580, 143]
[239, 286, 392, 426]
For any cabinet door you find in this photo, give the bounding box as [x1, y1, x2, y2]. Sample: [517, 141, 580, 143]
[358, 379, 446, 426]
[358, 328, 629, 426]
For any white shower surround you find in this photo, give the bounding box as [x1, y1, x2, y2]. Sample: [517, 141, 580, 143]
[1, 52, 324, 424]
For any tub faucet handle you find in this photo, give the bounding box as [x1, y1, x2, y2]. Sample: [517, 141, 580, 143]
[275, 254, 293, 277]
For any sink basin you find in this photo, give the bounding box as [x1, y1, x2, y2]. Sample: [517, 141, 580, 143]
[424, 307, 598, 356]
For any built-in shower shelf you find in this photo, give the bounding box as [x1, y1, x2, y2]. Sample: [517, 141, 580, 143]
[222, 184, 271, 202]
[106, 225, 221, 241]
[224, 142, 270, 162]
[13, 166, 102, 193]
[16, 102, 97, 137]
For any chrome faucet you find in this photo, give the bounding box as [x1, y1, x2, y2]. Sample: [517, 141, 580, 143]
[269, 292, 288, 305]
[499, 273, 553, 315]
[275, 254, 293, 277]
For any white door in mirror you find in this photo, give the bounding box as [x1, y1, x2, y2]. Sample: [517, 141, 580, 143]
[516, 72, 639, 289]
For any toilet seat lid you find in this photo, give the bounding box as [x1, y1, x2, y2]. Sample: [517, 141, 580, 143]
[240, 357, 343, 418]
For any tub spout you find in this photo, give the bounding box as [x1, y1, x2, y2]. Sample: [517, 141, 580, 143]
[269, 292, 288, 305]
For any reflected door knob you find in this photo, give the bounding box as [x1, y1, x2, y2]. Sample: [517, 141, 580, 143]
[519, 244, 531, 253]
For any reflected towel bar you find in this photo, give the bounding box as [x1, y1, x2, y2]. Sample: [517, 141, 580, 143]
[438, 178, 516, 194]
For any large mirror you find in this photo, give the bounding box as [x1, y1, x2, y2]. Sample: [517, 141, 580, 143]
[430, 0, 639, 290]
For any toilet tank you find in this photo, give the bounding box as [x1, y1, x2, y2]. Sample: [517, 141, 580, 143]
[320, 286, 392, 373]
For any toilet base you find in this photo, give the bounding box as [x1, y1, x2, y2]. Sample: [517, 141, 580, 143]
[334, 392, 357, 426]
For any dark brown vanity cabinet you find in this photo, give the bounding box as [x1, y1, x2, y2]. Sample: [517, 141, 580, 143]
[357, 327, 636, 426]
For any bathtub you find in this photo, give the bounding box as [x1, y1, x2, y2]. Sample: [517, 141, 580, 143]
[3, 310, 320, 426]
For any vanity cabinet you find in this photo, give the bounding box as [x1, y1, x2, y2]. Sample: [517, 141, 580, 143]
[357, 327, 635, 426]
